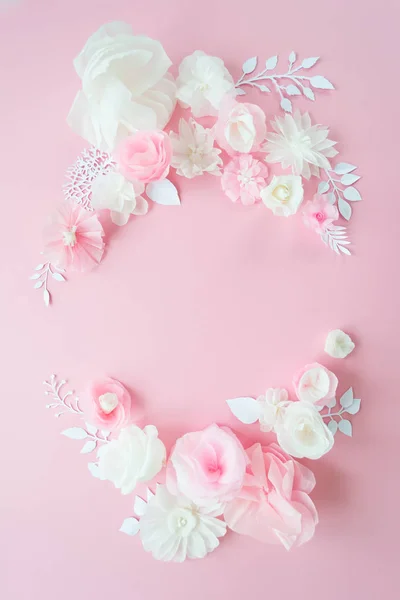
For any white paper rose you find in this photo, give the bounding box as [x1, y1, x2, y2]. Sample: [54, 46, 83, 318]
[97, 425, 166, 495]
[325, 329, 355, 359]
[258, 388, 290, 432]
[176, 50, 235, 117]
[68, 21, 176, 152]
[276, 401, 334, 460]
[91, 172, 148, 226]
[261, 175, 304, 217]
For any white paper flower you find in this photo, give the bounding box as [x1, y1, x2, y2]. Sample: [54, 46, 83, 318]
[139, 485, 227, 562]
[325, 329, 355, 359]
[263, 111, 338, 179]
[91, 172, 148, 226]
[170, 118, 222, 178]
[258, 388, 290, 432]
[261, 175, 304, 217]
[176, 50, 235, 117]
[67, 21, 176, 152]
[276, 402, 334, 460]
[97, 425, 166, 495]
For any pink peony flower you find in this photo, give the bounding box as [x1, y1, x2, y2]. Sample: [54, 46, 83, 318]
[293, 362, 338, 408]
[43, 202, 104, 272]
[302, 194, 339, 233]
[221, 154, 268, 206]
[224, 443, 318, 550]
[88, 377, 131, 431]
[215, 96, 266, 155]
[116, 130, 172, 183]
[166, 424, 248, 506]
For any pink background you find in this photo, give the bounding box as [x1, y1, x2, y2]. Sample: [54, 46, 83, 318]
[1, 0, 399, 598]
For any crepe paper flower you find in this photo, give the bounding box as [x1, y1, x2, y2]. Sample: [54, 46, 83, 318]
[139, 485, 227, 562]
[91, 172, 148, 226]
[176, 50, 235, 117]
[261, 175, 304, 217]
[258, 388, 291, 433]
[116, 130, 172, 184]
[215, 96, 266, 155]
[166, 424, 248, 507]
[67, 22, 176, 152]
[276, 401, 334, 459]
[221, 155, 268, 206]
[43, 203, 104, 272]
[224, 443, 318, 550]
[325, 329, 355, 359]
[87, 377, 131, 430]
[302, 194, 339, 233]
[263, 111, 338, 179]
[170, 118, 223, 178]
[293, 362, 338, 407]
[97, 425, 166, 495]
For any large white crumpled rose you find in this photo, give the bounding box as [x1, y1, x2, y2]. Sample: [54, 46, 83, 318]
[68, 22, 176, 152]
[276, 401, 334, 460]
[261, 175, 304, 217]
[91, 172, 148, 226]
[97, 425, 166, 495]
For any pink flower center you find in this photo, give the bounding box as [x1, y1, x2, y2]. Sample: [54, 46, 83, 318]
[315, 212, 325, 222]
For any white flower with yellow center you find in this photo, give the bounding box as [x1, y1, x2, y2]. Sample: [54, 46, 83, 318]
[261, 175, 304, 217]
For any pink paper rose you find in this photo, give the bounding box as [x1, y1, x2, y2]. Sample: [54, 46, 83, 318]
[215, 96, 267, 155]
[88, 377, 131, 431]
[116, 130, 172, 183]
[224, 443, 318, 550]
[302, 194, 339, 233]
[293, 362, 338, 407]
[166, 424, 248, 506]
[221, 154, 268, 205]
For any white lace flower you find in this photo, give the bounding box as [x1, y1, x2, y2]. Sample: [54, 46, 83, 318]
[139, 486, 227, 562]
[263, 111, 338, 179]
[91, 172, 148, 226]
[176, 51, 235, 117]
[325, 329, 355, 359]
[258, 388, 290, 432]
[170, 118, 222, 178]
[261, 175, 304, 217]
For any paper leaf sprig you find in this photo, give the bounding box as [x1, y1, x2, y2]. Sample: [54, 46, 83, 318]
[236, 53, 334, 113]
[119, 487, 155, 537]
[30, 262, 66, 306]
[321, 225, 351, 256]
[321, 387, 361, 436]
[318, 163, 362, 222]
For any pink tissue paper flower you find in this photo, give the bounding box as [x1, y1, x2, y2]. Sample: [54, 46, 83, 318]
[302, 194, 339, 233]
[221, 154, 268, 206]
[215, 96, 267, 155]
[116, 130, 172, 183]
[224, 443, 318, 550]
[293, 362, 338, 408]
[166, 423, 248, 507]
[43, 202, 104, 272]
[88, 377, 131, 431]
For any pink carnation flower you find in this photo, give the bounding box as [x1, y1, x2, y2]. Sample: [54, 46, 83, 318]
[116, 130, 172, 184]
[87, 377, 131, 431]
[221, 154, 268, 206]
[302, 194, 339, 233]
[224, 443, 318, 550]
[43, 202, 104, 272]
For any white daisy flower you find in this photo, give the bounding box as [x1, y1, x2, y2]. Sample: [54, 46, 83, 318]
[170, 118, 223, 179]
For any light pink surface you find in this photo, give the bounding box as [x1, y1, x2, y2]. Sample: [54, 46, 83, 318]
[1, 0, 399, 598]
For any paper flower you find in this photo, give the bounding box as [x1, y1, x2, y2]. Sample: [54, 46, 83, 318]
[293, 362, 338, 407]
[221, 154, 268, 205]
[170, 118, 222, 178]
[87, 377, 131, 430]
[261, 175, 304, 217]
[116, 130, 172, 183]
[224, 443, 318, 549]
[325, 329, 355, 359]
[166, 424, 248, 507]
[258, 388, 290, 432]
[303, 194, 339, 233]
[176, 50, 235, 117]
[263, 111, 338, 179]
[91, 172, 148, 226]
[43, 203, 104, 272]
[139, 485, 227, 562]
[97, 425, 166, 495]
[215, 96, 266, 155]
[276, 402, 334, 459]
[67, 22, 176, 152]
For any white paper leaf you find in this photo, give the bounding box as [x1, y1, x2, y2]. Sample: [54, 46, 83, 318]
[286, 84, 301, 96]
[242, 56, 258, 74]
[301, 57, 319, 69]
[88, 462, 101, 479]
[34, 280, 44, 289]
[303, 87, 315, 101]
[43, 288, 50, 307]
[280, 97, 292, 113]
[338, 198, 352, 220]
[146, 488, 154, 502]
[343, 187, 362, 202]
[339, 245, 351, 256]
[334, 163, 357, 175]
[327, 397, 337, 409]
[345, 399, 361, 415]
[340, 387, 354, 408]
[85, 422, 98, 435]
[134, 496, 147, 517]
[101, 430, 110, 439]
[30, 273, 41, 280]
[35, 263, 44, 271]
[146, 180, 180, 206]
[288, 51, 296, 63]
[327, 192, 336, 204]
[62, 427, 87, 440]
[310, 75, 334, 90]
[235, 88, 246, 96]
[338, 419, 352, 437]
[341, 174, 360, 186]
[226, 397, 261, 424]
[52, 272, 66, 282]
[259, 84, 271, 92]
[265, 55, 278, 70]
[119, 517, 140, 536]
[327, 420, 338, 435]
[81, 440, 97, 454]
[318, 181, 330, 195]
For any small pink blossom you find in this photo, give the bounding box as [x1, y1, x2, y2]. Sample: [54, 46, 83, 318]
[293, 362, 338, 408]
[88, 377, 131, 431]
[215, 96, 267, 155]
[116, 130, 172, 183]
[302, 194, 339, 233]
[221, 154, 268, 206]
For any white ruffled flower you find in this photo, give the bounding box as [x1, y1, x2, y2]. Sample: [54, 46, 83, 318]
[261, 175, 304, 217]
[276, 401, 334, 460]
[263, 111, 338, 179]
[68, 21, 176, 152]
[91, 172, 148, 226]
[325, 329, 355, 359]
[97, 425, 166, 495]
[258, 388, 290, 432]
[170, 118, 222, 178]
[139, 486, 227, 562]
[176, 50, 235, 117]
